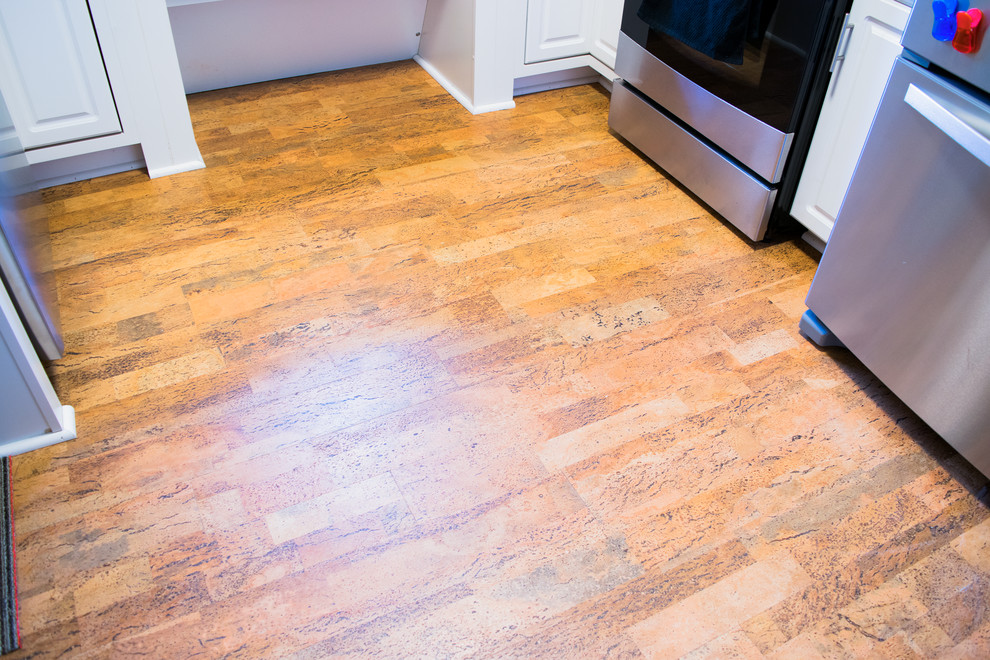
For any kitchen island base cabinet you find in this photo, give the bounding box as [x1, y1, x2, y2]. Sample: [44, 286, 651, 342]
[417, 0, 621, 115]
[0, 0, 203, 188]
[0, 0, 121, 150]
[790, 0, 910, 245]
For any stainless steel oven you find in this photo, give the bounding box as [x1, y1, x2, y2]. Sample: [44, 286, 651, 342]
[608, 0, 850, 240]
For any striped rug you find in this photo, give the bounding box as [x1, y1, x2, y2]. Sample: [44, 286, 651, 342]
[0, 457, 18, 654]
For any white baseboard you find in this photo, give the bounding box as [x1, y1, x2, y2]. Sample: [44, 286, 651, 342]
[0, 406, 76, 457]
[31, 145, 146, 189]
[471, 99, 518, 114]
[148, 158, 207, 179]
[30, 146, 206, 188]
[513, 68, 602, 97]
[414, 55, 515, 115]
[801, 230, 827, 254]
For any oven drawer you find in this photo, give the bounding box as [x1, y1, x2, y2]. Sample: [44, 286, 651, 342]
[608, 82, 776, 241]
[614, 32, 792, 184]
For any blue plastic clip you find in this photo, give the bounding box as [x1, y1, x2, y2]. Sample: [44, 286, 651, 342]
[933, 0, 959, 41]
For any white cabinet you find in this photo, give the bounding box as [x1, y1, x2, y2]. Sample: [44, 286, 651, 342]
[517, 0, 623, 90]
[524, 0, 622, 70]
[791, 0, 911, 244]
[0, 0, 204, 187]
[590, 0, 623, 70]
[0, 0, 122, 149]
[525, 0, 595, 63]
[418, 0, 622, 115]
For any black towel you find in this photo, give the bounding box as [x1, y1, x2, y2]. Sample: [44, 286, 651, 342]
[637, 0, 763, 64]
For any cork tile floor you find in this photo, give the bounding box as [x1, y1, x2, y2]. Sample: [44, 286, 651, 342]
[8, 60, 990, 658]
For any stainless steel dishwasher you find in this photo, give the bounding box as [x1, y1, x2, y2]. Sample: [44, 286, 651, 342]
[803, 1, 990, 477]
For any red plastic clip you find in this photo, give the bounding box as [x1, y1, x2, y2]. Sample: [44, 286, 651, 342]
[953, 9, 983, 54]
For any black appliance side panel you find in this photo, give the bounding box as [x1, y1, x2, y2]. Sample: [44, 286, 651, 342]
[620, 0, 649, 41]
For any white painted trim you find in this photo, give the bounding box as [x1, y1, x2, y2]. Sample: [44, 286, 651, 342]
[472, 0, 523, 110]
[146, 157, 206, 179]
[0, 286, 61, 432]
[472, 100, 519, 114]
[0, 284, 75, 456]
[586, 56, 619, 81]
[514, 69, 602, 96]
[414, 54, 475, 113]
[517, 53, 614, 78]
[25, 132, 140, 164]
[513, 52, 616, 97]
[414, 55, 515, 115]
[87, 0, 139, 143]
[34, 162, 144, 189]
[29, 144, 145, 189]
[110, 0, 204, 177]
[166, 0, 222, 6]
[801, 231, 827, 254]
[794, 208, 834, 245]
[0, 406, 77, 457]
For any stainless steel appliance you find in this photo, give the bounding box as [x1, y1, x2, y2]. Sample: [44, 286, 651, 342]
[608, 0, 850, 240]
[0, 90, 63, 361]
[803, 1, 990, 476]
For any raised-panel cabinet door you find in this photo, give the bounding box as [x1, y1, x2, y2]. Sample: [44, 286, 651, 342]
[790, 0, 910, 243]
[0, 0, 121, 149]
[525, 0, 596, 64]
[590, 0, 622, 70]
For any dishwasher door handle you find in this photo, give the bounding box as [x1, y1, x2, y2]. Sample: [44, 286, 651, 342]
[905, 83, 990, 168]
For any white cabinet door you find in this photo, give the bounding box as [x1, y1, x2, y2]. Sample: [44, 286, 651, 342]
[0, 0, 121, 149]
[791, 0, 910, 244]
[525, 0, 596, 64]
[590, 0, 623, 70]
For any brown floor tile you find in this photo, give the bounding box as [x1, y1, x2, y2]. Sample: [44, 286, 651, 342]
[6, 59, 988, 659]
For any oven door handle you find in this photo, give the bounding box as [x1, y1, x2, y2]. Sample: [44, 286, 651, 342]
[904, 83, 990, 168]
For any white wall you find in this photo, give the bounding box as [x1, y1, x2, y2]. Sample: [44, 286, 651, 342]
[167, 0, 429, 93]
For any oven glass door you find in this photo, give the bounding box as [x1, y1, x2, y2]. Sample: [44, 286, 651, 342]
[621, 0, 834, 132]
